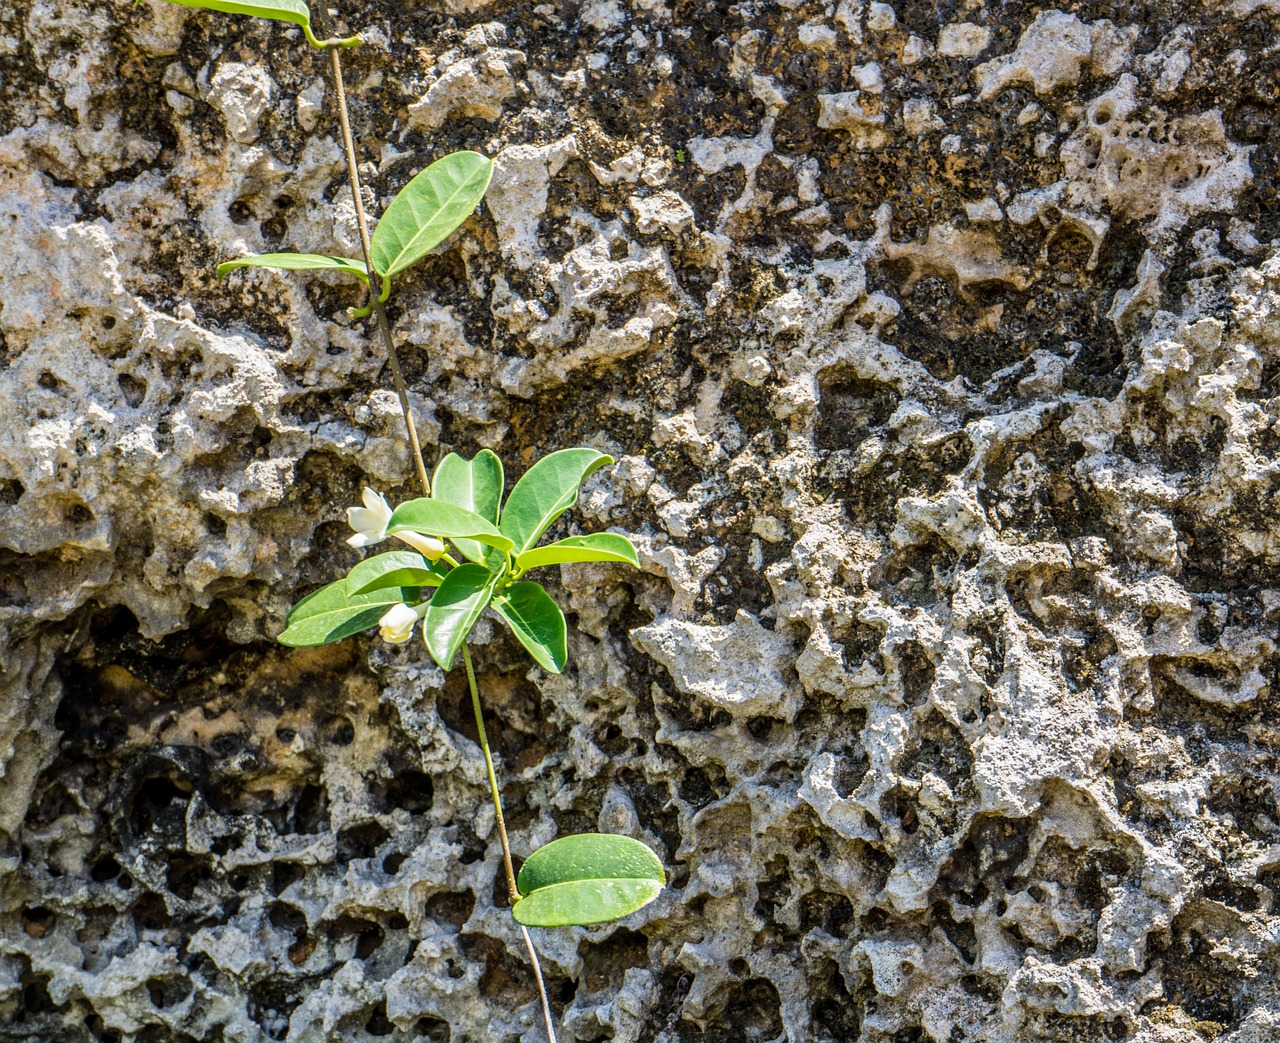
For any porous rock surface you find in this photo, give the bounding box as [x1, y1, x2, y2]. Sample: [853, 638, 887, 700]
[2, 1, 1279, 1040]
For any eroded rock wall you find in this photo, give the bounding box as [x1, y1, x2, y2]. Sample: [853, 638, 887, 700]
[2, 1, 1279, 1040]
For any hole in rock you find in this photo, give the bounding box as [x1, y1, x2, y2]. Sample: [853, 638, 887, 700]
[146, 975, 193, 1008]
[322, 715, 355, 746]
[64, 503, 94, 526]
[0, 478, 25, 505]
[385, 768, 434, 814]
[270, 862, 304, 896]
[815, 368, 899, 452]
[134, 892, 169, 930]
[582, 928, 650, 992]
[366, 1000, 395, 1036]
[812, 960, 862, 1041]
[90, 855, 121, 882]
[414, 1016, 451, 1042]
[21, 907, 54, 939]
[129, 775, 192, 838]
[337, 821, 391, 864]
[117, 372, 147, 407]
[166, 853, 207, 900]
[425, 891, 475, 931]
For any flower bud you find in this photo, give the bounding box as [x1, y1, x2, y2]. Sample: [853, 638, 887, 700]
[378, 602, 418, 643]
[395, 530, 447, 561]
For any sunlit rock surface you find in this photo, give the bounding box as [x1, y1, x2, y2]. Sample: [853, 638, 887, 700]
[2, 1, 1279, 1040]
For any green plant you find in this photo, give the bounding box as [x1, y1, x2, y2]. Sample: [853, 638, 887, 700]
[278, 447, 664, 925]
[138, 3, 665, 1036]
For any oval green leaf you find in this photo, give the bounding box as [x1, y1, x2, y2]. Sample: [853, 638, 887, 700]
[216, 253, 369, 283]
[431, 450, 505, 564]
[513, 879, 663, 928]
[423, 564, 499, 672]
[492, 582, 567, 673]
[515, 532, 639, 573]
[370, 152, 494, 278]
[346, 550, 448, 597]
[499, 449, 614, 556]
[149, 0, 358, 48]
[278, 579, 416, 647]
[513, 834, 665, 927]
[387, 499, 514, 555]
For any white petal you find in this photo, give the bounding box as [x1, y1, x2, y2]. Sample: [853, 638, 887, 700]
[362, 486, 392, 517]
[347, 506, 389, 543]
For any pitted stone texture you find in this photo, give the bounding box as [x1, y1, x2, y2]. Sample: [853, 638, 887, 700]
[3, 1, 1280, 1041]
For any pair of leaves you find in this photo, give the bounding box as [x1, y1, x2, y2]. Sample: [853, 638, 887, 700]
[388, 449, 637, 673]
[148, 0, 359, 49]
[513, 834, 665, 927]
[216, 152, 494, 294]
[276, 549, 448, 646]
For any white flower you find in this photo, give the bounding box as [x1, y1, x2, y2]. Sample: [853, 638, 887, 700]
[378, 602, 420, 644]
[346, 488, 446, 561]
[347, 487, 393, 548]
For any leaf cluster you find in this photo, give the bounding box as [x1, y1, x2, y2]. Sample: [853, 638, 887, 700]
[278, 448, 636, 673]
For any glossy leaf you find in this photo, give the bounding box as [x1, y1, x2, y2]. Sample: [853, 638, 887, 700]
[370, 152, 494, 277]
[148, 0, 359, 49]
[387, 499, 514, 555]
[499, 449, 613, 556]
[216, 253, 369, 283]
[515, 532, 639, 573]
[513, 834, 665, 927]
[346, 550, 448, 597]
[492, 582, 566, 673]
[423, 564, 499, 671]
[278, 579, 416, 647]
[432, 450, 505, 564]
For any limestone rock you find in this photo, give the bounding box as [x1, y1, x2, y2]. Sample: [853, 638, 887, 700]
[2, 1, 1278, 1041]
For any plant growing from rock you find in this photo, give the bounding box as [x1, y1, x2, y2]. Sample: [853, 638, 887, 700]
[138, 2, 665, 1039]
[279, 449, 664, 927]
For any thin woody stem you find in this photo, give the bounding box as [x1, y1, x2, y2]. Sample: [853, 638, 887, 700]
[463, 643, 519, 903]
[312, 5, 431, 496]
[520, 925, 559, 1043]
[462, 643, 558, 1043]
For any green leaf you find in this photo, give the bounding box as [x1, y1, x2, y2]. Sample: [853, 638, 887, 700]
[499, 449, 613, 556]
[345, 550, 448, 597]
[153, 0, 311, 30]
[370, 152, 494, 278]
[515, 533, 639, 573]
[432, 450, 505, 564]
[492, 582, 567, 673]
[148, 0, 358, 48]
[278, 579, 415, 647]
[387, 499, 514, 556]
[423, 564, 499, 671]
[216, 253, 369, 283]
[512, 834, 665, 927]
